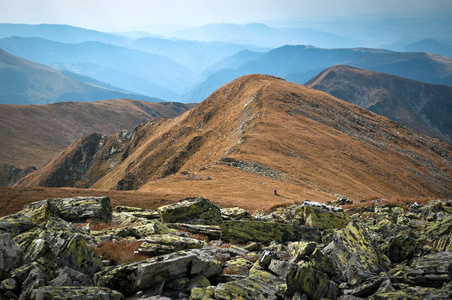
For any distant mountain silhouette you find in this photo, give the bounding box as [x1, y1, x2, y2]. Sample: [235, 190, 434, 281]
[18, 75, 452, 201]
[0, 23, 130, 45]
[179, 45, 452, 102]
[0, 49, 159, 104]
[0, 37, 193, 100]
[175, 23, 356, 48]
[400, 38, 452, 58]
[305, 65, 452, 144]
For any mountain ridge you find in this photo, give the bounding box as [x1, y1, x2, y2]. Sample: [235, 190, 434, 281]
[17, 75, 452, 206]
[305, 65, 452, 144]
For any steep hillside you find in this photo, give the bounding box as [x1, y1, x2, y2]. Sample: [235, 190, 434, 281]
[305, 65, 452, 144]
[0, 49, 160, 104]
[180, 45, 452, 102]
[0, 99, 195, 169]
[18, 75, 452, 208]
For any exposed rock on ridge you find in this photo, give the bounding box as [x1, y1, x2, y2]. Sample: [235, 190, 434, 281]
[1, 196, 452, 299]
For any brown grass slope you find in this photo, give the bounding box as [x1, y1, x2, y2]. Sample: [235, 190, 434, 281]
[0, 99, 195, 168]
[18, 75, 452, 209]
[305, 65, 452, 144]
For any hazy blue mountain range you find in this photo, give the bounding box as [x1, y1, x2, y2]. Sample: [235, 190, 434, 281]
[399, 39, 452, 58]
[0, 49, 160, 104]
[173, 23, 356, 48]
[0, 23, 130, 45]
[127, 37, 266, 75]
[178, 45, 452, 102]
[0, 36, 192, 100]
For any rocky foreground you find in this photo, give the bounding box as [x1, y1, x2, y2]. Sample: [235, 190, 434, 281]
[0, 196, 451, 299]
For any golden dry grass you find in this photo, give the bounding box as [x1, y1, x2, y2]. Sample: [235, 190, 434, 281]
[91, 239, 148, 265]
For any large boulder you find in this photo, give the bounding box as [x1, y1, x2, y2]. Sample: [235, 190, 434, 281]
[285, 262, 338, 299]
[220, 219, 321, 244]
[407, 252, 452, 287]
[0, 200, 58, 237]
[95, 249, 221, 297]
[29, 286, 124, 300]
[0, 233, 24, 280]
[137, 234, 205, 257]
[26, 196, 113, 224]
[324, 221, 391, 285]
[302, 204, 350, 230]
[158, 197, 222, 225]
[23, 230, 101, 277]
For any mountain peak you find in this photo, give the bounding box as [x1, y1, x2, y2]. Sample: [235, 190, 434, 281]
[18, 76, 452, 204]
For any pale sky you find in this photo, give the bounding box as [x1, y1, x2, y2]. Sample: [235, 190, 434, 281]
[1, 0, 451, 32]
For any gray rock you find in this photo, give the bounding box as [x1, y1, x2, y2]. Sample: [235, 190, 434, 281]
[0, 233, 23, 280]
[28, 286, 124, 300]
[220, 219, 321, 244]
[49, 267, 93, 287]
[20, 267, 47, 300]
[26, 196, 113, 224]
[158, 197, 222, 225]
[407, 252, 452, 287]
[95, 249, 221, 297]
[324, 221, 390, 285]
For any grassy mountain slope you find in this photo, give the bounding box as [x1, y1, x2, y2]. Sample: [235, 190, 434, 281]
[18, 75, 452, 209]
[305, 65, 452, 144]
[0, 99, 195, 168]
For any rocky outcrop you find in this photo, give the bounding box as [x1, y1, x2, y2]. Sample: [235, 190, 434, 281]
[158, 196, 222, 225]
[1, 196, 452, 299]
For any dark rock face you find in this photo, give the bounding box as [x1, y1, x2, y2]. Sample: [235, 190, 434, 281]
[1, 196, 452, 300]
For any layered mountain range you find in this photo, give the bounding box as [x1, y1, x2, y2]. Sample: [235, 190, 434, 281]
[1, 24, 452, 103]
[17, 75, 452, 204]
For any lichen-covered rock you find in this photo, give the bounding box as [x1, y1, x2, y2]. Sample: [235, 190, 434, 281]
[221, 207, 253, 221]
[158, 197, 222, 225]
[303, 205, 350, 230]
[285, 262, 338, 299]
[220, 220, 321, 244]
[114, 205, 160, 220]
[20, 266, 48, 299]
[407, 252, 452, 287]
[0, 200, 58, 237]
[26, 196, 113, 224]
[137, 234, 204, 257]
[371, 284, 452, 300]
[167, 223, 221, 240]
[0, 233, 24, 281]
[29, 286, 124, 300]
[288, 241, 316, 261]
[324, 221, 390, 285]
[212, 276, 280, 300]
[95, 249, 221, 297]
[379, 226, 424, 262]
[23, 230, 101, 278]
[223, 258, 254, 276]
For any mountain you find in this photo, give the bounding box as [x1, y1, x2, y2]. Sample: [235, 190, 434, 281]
[175, 23, 356, 48]
[305, 65, 452, 144]
[0, 49, 160, 104]
[0, 99, 195, 170]
[17, 75, 452, 204]
[0, 23, 130, 45]
[400, 38, 452, 58]
[0, 36, 193, 100]
[128, 37, 266, 75]
[180, 45, 452, 102]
